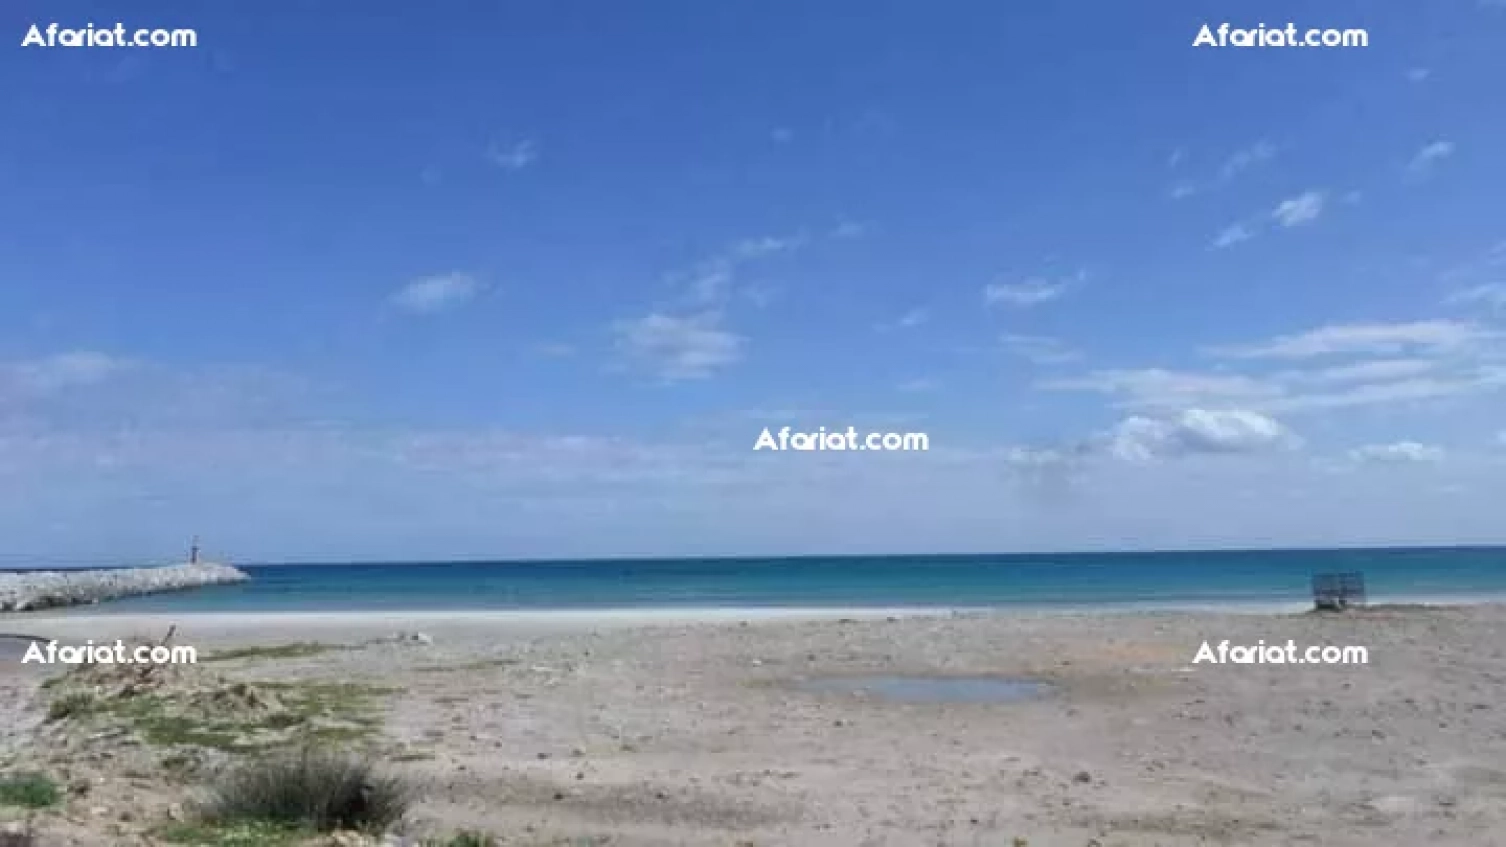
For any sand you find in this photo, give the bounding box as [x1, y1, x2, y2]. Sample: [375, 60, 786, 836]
[4, 604, 1506, 846]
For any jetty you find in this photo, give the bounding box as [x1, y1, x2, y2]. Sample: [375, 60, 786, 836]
[0, 562, 249, 613]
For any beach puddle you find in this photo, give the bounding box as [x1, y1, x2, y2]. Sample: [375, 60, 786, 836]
[796, 675, 1053, 704]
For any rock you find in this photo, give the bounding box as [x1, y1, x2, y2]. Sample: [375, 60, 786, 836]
[1073, 770, 1093, 784]
[0, 562, 249, 612]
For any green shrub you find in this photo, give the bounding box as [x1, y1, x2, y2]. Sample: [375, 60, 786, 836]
[425, 832, 499, 847]
[0, 773, 60, 809]
[46, 691, 97, 721]
[199, 748, 409, 834]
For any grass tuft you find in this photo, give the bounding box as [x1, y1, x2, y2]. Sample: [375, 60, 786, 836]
[203, 643, 344, 663]
[423, 832, 499, 847]
[45, 691, 97, 722]
[156, 820, 309, 846]
[198, 747, 410, 835]
[0, 773, 60, 810]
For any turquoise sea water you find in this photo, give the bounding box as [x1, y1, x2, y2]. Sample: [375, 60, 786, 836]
[34, 547, 1506, 613]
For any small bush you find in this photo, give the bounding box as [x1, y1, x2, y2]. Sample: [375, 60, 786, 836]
[425, 832, 498, 847]
[0, 773, 60, 809]
[46, 691, 97, 721]
[200, 748, 409, 834]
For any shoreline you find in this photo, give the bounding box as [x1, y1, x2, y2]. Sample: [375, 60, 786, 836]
[6, 598, 1497, 648]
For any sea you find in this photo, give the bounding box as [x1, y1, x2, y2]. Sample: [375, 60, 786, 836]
[20, 547, 1506, 614]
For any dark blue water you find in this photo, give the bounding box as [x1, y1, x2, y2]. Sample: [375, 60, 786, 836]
[42, 547, 1506, 613]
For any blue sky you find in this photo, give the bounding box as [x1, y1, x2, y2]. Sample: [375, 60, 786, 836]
[3, 1, 1506, 562]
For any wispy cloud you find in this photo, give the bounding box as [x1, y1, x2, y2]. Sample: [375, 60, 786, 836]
[877, 308, 929, 332]
[1212, 222, 1256, 249]
[984, 273, 1080, 308]
[896, 378, 938, 392]
[1348, 441, 1444, 464]
[1041, 368, 1282, 410]
[485, 138, 538, 171]
[1220, 140, 1278, 181]
[1002, 334, 1081, 365]
[1271, 190, 1326, 227]
[831, 220, 870, 240]
[1045, 318, 1506, 416]
[1408, 140, 1455, 177]
[1407, 67, 1432, 82]
[389, 273, 483, 314]
[1210, 320, 1493, 360]
[613, 312, 744, 381]
[676, 234, 806, 308]
[1448, 284, 1506, 311]
[1, 351, 134, 396]
[1170, 140, 1278, 199]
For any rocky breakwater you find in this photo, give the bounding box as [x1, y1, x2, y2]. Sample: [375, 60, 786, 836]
[0, 562, 249, 612]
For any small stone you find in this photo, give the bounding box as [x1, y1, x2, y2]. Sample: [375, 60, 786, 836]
[1073, 771, 1093, 784]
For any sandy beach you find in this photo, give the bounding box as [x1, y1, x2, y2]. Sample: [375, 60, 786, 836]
[4, 604, 1506, 846]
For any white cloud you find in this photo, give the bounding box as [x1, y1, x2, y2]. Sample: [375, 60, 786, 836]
[1166, 140, 1277, 200]
[1447, 283, 1506, 310]
[984, 275, 1076, 307]
[2, 352, 132, 394]
[1106, 409, 1297, 462]
[1002, 334, 1081, 365]
[770, 127, 794, 144]
[1272, 190, 1326, 227]
[613, 312, 743, 380]
[1280, 358, 1437, 385]
[1211, 320, 1494, 360]
[877, 308, 929, 332]
[389, 273, 483, 314]
[675, 234, 807, 309]
[1407, 68, 1431, 82]
[1348, 441, 1445, 464]
[1212, 222, 1256, 249]
[1219, 140, 1278, 181]
[1408, 140, 1455, 176]
[486, 138, 538, 171]
[1270, 371, 1506, 411]
[1041, 368, 1282, 410]
[831, 220, 869, 239]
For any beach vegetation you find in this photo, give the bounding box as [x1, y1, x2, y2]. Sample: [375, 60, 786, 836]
[45, 691, 98, 721]
[423, 831, 499, 847]
[415, 657, 518, 674]
[204, 643, 346, 663]
[156, 820, 310, 847]
[0, 773, 60, 810]
[193, 747, 410, 836]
